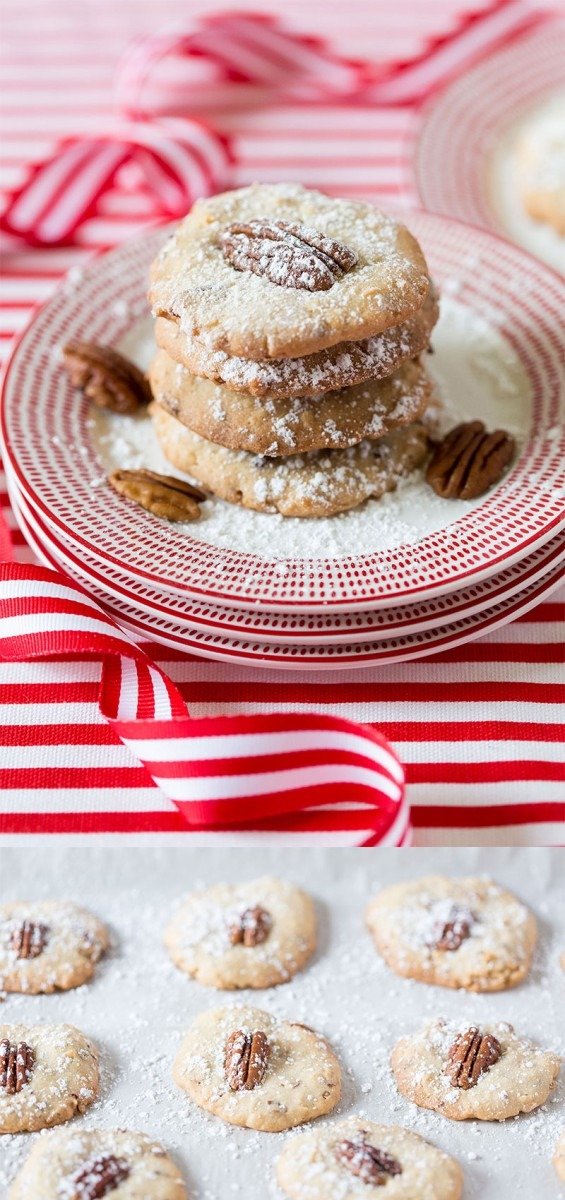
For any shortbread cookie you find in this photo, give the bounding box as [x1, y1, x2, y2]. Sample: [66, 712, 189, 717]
[0, 901, 109, 994]
[164, 876, 316, 990]
[519, 109, 565, 236]
[173, 1005, 341, 1131]
[154, 288, 439, 400]
[0, 1023, 99, 1133]
[9, 1128, 187, 1199]
[276, 1119, 463, 1199]
[149, 183, 431, 359]
[149, 351, 433, 458]
[391, 1018, 560, 1121]
[554, 1129, 565, 1181]
[365, 875, 537, 992]
[151, 404, 430, 518]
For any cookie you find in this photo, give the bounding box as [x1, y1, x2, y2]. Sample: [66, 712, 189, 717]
[149, 351, 433, 458]
[519, 113, 565, 236]
[172, 1005, 341, 1131]
[0, 901, 109, 994]
[8, 1127, 187, 1199]
[365, 875, 537, 992]
[0, 1023, 99, 1133]
[153, 287, 439, 400]
[151, 403, 431, 518]
[164, 876, 316, 990]
[391, 1018, 560, 1121]
[149, 183, 431, 359]
[554, 1129, 565, 1181]
[276, 1118, 463, 1200]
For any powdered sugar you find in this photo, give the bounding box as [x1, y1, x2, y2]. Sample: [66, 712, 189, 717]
[92, 295, 531, 559]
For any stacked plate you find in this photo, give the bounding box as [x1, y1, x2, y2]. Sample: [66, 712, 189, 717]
[2, 212, 564, 669]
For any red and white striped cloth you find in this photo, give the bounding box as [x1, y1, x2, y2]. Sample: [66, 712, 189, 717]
[0, 0, 563, 844]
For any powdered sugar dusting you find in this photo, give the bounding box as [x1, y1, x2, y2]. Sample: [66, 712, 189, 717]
[92, 295, 530, 558]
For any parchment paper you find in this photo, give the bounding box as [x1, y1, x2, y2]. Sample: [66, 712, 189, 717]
[0, 846, 563, 1198]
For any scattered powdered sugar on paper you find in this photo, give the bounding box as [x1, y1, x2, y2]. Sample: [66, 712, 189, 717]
[90, 295, 531, 561]
[0, 847, 563, 1200]
[489, 91, 565, 274]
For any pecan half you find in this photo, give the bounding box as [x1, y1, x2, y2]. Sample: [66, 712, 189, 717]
[70, 1155, 130, 1199]
[224, 1030, 270, 1091]
[228, 906, 271, 947]
[220, 219, 357, 291]
[430, 905, 474, 952]
[108, 469, 206, 522]
[446, 1027, 501, 1089]
[426, 421, 515, 499]
[11, 920, 49, 959]
[0, 1039, 35, 1094]
[335, 1136, 402, 1185]
[63, 342, 152, 413]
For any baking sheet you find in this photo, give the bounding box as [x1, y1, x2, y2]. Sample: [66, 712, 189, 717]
[0, 846, 563, 1198]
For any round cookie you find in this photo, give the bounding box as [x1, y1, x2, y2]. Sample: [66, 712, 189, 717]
[554, 1129, 565, 1182]
[154, 287, 439, 400]
[149, 352, 433, 458]
[365, 875, 537, 992]
[391, 1017, 560, 1121]
[9, 1128, 187, 1199]
[164, 876, 316, 990]
[172, 1005, 341, 1131]
[276, 1118, 463, 1200]
[0, 900, 109, 994]
[151, 404, 431, 518]
[518, 110, 565, 236]
[0, 1023, 99, 1133]
[149, 183, 431, 359]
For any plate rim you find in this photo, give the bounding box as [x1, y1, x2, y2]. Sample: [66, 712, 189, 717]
[9, 470, 565, 646]
[11, 478, 565, 671]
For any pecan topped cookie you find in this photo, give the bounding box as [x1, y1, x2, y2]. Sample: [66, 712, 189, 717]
[0, 901, 109, 994]
[164, 876, 316, 989]
[173, 1005, 341, 1131]
[0, 1023, 99, 1133]
[391, 1018, 560, 1121]
[276, 1119, 464, 1199]
[8, 1128, 187, 1200]
[365, 875, 537, 991]
[149, 183, 431, 359]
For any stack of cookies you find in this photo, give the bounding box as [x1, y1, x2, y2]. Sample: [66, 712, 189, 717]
[148, 183, 439, 519]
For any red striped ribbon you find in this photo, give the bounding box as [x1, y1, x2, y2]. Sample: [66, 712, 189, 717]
[0, 1, 545, 247]
[0, 564, 409, 844]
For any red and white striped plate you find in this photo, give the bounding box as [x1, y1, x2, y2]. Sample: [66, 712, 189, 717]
[9, 472, 565, 647]
[2, 213, 564, 611]
[413, 19, 565, 264]
[11, 478, 564, 671]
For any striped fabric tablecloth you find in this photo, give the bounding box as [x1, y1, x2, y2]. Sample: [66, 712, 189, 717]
[0, 0, 563, 845]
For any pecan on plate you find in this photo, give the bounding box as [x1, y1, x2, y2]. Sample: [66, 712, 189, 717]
[70, 1154, 129, 1199]
[446, 1027, 501, 1089]
[11, 920, 49, 960]
[220, 219, 357, 291]
[228, 906, 271, 948]
[63, 342, 152, 413]
[0, 1039, 35, 1094]
[430, 905, 473, 952]
[224, 1030, 270, 1091]
[426, 421, 515, 499]
[335, 1136, 402, 1185]
[108, 469, 206, 522]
